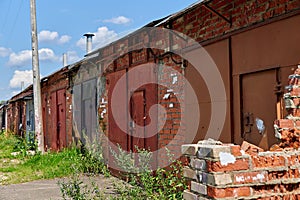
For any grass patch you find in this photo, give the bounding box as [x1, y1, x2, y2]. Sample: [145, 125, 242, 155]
[0, 132, 21, 159]
[0, 132, 82, 185]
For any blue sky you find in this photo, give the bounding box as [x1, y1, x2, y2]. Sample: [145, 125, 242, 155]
[0, 0, 198, 100]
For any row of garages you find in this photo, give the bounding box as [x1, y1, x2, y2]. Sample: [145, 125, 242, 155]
[0, 0, 300, 168]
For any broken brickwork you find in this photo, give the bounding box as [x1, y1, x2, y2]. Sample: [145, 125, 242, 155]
[181, 65, 300, 199]
[274, 66, 300, 149]
[182, 140, 300, 200]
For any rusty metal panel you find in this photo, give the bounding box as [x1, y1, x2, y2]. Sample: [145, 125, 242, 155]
[57, 89, 67, 149]
[127, 64, 158, 152]
[82, 79, 97, 142]
[184, 39, 231, 143]
[232, 15, 300, 145]
[73, 84, 82, 139]
[241, 69, 278, 149]
[107, 65, 158, 170]
[50, 92, 58, 151]
[42, 94, 49, 149]
[232, 15, 300, 75]
[107, 70, 127, 150]
[107, 70, 127, 171]
[129, 90, 145, 152]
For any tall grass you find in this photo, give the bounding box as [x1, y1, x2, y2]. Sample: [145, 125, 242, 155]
[0, 132, 83, 184]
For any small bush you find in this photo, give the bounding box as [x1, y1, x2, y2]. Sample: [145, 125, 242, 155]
[111, 145, 187, 200]
[79, 133, 110, 177]
[58, 173, 104, 200]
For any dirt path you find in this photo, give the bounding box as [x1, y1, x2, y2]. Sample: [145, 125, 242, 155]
[0, 174, 122, 200]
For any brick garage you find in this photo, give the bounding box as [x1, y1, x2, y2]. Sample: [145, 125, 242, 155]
[41, 67, 72, 151]
[6, 86, 33, 137]
[89, 0, 300, 168]
[3, 0, 300, 168]
[182, 142, 300, 199]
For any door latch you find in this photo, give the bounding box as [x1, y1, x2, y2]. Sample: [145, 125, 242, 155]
[243, 112, 254, 135]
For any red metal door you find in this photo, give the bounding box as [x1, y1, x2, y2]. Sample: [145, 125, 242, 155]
[241, 69, 278, 149]
[57, 89, 66, 150]
[107, 70, 127, 173]
[50, 92, 58, 150]
[49, 89, 66, 151]
[127, 64, 158, 153]
[107, 70, 128, 151]
[42, 93, 48, 149]
[130, 90, 146, 152]
[107, 64, 158, 171]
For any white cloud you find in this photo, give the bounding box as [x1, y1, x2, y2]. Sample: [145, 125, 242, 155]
[7, 50, 32, 67]
[64, 51, 80, 64]
[38, 30, 71, 44]
[76, 26, 118, 50]
[58, 35, 71, 44]
[9, 70, 33, 89]
[39, 30, 58, 41]
[39, 48, 58, 62]
[7, 48, 59, 67]
[103, 16, 131, 24]
[0, 47, 12, 57]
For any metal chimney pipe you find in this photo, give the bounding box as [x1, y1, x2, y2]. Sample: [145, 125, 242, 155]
[63, 53, 67, 67]
[83, 33, 95, 54]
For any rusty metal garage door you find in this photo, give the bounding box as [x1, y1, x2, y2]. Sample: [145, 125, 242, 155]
[49, 89, 67, 151]
[107, 64, 158, 169]
[241, 69, 279, 149]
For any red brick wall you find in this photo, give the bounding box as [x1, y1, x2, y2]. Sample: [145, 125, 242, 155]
[182, 142, 300, 199]
[157, 56, 185, 166]
[6, 101, 26, 136]
[172, 0, 300, 43]
[7, 87, 33, 136]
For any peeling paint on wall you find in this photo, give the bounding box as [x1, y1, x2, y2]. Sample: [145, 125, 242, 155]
[219, 152, 236, 166]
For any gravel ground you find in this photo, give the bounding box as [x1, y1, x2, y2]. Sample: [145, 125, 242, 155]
[0, 174, 123, 200]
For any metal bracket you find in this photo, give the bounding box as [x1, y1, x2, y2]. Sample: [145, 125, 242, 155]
[202, 3, 232, 26]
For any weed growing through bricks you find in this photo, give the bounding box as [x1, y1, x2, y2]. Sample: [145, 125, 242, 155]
[110, 145, 187, 199]
[79, 132, 110, 176]
[58, 132, 111, 199]
[58, 172, 104, 200]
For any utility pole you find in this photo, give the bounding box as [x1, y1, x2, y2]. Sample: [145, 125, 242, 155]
[30, 0, 44, 153]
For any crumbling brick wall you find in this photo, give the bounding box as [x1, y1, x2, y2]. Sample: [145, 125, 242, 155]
[182, 141, 300, 199]
[7, 87, 33, 136]
[274, 66, 300, 150]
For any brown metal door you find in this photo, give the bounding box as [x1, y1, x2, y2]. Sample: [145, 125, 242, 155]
[107, 70, 128, 151]
[57, 89, 66, 150]
[107, 65, 158, 170]
[49, 89, 66, 151]
[50, 92, 58, 150]
[107, 70, 127, 172]
[241, 69, 278, 149]
[127, 64, 158, 153]
[130, 90, 146, 152]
